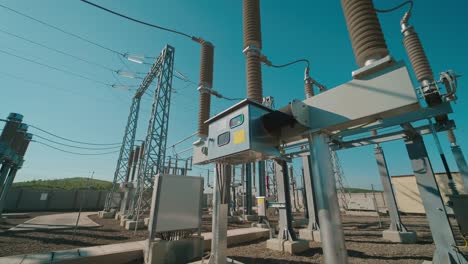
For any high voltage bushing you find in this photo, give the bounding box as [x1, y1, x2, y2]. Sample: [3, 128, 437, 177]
[243, 0, 263, 103]
[197, 41, 215, 138]
[341, 0, 390, 67]
[401, 25, 434, 85]
[304, 79, 314, 99]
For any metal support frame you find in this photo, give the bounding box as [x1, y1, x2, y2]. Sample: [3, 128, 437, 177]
[132, 45, 175, 220]
[374, 144, 408, 232]
[105, 47, 177, 213]
[301, 154, 319, 231]
[404, 132, 467, 264]
[274, 159, 296, 241]
[104, 97, 140, 212]
[308, 133, 348, 264]
[451, 144, 468, 194]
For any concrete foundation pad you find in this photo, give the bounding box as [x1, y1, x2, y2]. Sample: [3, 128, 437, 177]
[292, 218, 308, 228]
[145, 236, 204, 264]
[203, 227, 269, 250]
[120, 217, 130, 227]
[266, 238, 309, 254]
[382, 230, 417, 244]
[228, 216, 244, 223]
[251, 223, 269, 229]
[125, 220, 145, 230]
[98, 210, 115, 219]
[345, 210, 379, 217]
[0, 227, 268, 264]
[190, 257, 244, 264]
[298, 229, 321, 242]
[243, 214, 258, 222]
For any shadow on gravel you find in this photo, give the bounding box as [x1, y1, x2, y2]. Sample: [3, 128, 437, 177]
[347, 249, 432, 261]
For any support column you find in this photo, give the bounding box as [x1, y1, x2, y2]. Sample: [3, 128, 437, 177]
[308, 133, 348, 264]
[266, 159, 308, 254]
[0, 163, 11, 196]
[404, 134, 467, 264]
[209, 163, 230, 264]
[374, 144, 416, 243]
[0, 167, 17, 216]
[299, 154, 321, 241]
[447, 129, 468, 194]
[258, 161, 266, 197]
[244, 163, 256, 221]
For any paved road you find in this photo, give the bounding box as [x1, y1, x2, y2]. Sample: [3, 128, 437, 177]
[9, 212, 100, 231]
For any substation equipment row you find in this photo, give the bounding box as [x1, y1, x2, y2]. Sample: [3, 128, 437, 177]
[192, 0, 468, 264]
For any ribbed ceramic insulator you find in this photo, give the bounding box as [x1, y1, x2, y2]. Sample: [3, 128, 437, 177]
[304, 81, 314, 98]
[198, 42, 214, 138]
[341, 0, 389, 67]
[246, 54, 263, 102]
[447, 129, 457, 144]
[243, 0, 262, 49]
[403, 30, 434, 82]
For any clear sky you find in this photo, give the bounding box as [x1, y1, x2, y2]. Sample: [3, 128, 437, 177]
[0, 0, 467, 190]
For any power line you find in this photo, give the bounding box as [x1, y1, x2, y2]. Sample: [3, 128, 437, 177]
[0, 3, 125, 56]
[29, 124, 121, 146]
[33, 140, 120, 156]
[33, 134, 121, 150]
[79, 0, 195, 40]
[0, 70, 122, 103]
[0, 27, 116, 72]
[0, 48, 111, 86]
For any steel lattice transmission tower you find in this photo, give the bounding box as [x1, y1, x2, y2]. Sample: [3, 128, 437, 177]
[103, 45, 175, 212]
[131, 45, 175, 220]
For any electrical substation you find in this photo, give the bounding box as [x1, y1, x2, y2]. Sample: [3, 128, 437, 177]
[0, 0, 467, 263]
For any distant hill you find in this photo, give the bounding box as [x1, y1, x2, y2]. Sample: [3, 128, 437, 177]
[345, 187, 382, 193]
[13, 177, 113, 190]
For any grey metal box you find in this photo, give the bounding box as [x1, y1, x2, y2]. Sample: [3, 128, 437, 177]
[149, 175, 203, 233]
[204, 99, 280, 164]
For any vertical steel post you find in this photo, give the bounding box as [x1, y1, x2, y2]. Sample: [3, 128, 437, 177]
[258, 161, 266, 197]
[404, 133, 467, 263]
[0, 164, 10, 195]
[302, 155, 319, 231]
[274, 159, 296, 241]
[308, 133, 348, 264]
[451, 145, 468, 194]
[245, 163, 253, 215]
[374, 143, 407, 231]
[209, 163, 230, 264]
[0, 167, 17, 216]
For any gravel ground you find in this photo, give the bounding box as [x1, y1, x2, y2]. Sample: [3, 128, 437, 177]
[0, 212, 465, 263]
[227, 214, 437, 264]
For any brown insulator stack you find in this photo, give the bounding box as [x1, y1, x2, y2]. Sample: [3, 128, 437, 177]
[243, 0, 263, 103]
[197, 41, 215, 138]
[402, 28, 434, 83]
[447, 129, 456, 145]
[341, 0, 389, 67]
[304, 79, 314, 99]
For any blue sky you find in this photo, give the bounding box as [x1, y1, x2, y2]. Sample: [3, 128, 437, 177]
[0, 0, 467, 190]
